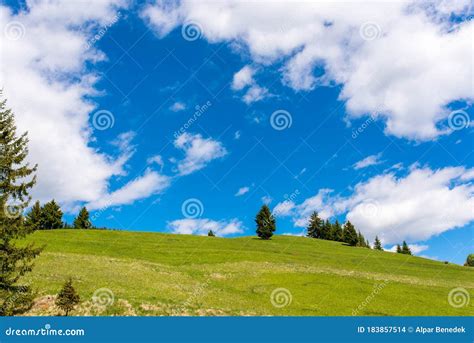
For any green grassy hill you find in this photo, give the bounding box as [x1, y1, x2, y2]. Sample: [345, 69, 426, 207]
[21, 229, 473, 316]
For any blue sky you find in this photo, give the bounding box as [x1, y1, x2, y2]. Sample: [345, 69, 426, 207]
[0, 0, 473, 264]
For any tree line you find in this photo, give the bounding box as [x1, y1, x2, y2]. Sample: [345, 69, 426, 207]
[254, 205, 412, 255]
[24, 201, 93, 231]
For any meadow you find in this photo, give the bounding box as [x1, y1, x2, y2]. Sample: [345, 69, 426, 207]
[22, 229, 474, 316]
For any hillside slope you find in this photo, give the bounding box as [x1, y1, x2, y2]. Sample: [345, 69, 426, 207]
[22, 230, 473, 316]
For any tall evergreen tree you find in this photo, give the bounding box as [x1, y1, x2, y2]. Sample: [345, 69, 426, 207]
[73, 207, 92, 229]
[40, 200, 63, 230]
[55, 278, 80, 316]
[373, 236, 383, 251]
[306, 211, 323, 238]
[342, 221, 358, 246]
[330, 220, 343, 242]
[357, 231, 366, 247]
[207, 230, 215, 237]
[0, 94, 42, 315]
[396, 244, 402, 253]
[365, 239, 371, 249]
[401, 241, 412, 255]
[320, 219, 332, 240]
[24, 200, 42, 231]
[255, 205, 276, 240]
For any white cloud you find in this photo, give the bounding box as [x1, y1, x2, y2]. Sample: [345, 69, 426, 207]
[277, 166, 474, 244]
[167, 218, 244, 236]
[242, 85, 269, 104]
[231, 65, 254, 90]
[88, 169, 171, 210]
[173, 132, 227, 175]
[273, 200, 295, 216]
[235, 186, 250, 197]
[353, 153, 383, 170]
[274, 189, 336, 227]
[142, 0, 473, 140]
[140, 1, 181, 37]
[231, 65, 269, 104]
[234, 130, 241, 140]
[282, 231, 305, 237]
[0, 0, 136, 208]
[170, 101, 186, 112]
[147, 155, 164, 170]
[261, 195, 273, 205]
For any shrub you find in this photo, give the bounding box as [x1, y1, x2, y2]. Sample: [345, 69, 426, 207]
[55, 278, 80, 316]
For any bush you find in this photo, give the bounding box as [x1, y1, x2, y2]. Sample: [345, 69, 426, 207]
[465, 254, 474, 267]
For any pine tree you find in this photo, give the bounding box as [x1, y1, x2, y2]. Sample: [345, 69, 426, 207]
[396, 244, 402, 253]
[320, 219, 332, 240]
[24, 200, 42, 231]
[330, 220, 343, 242]
[0, 94, 42, 315]
[357, 231, 366, 247]
[373, 236, 383, 251]
[342, 221, 358, 246]
[306, 211, 322, 238]
[365, 239, 371, 249]
[40, 200, 63, 229]
[401, 241, 412, 255]
[73, 207, 92, 229]
[207, 230, 215, 237]
[55, 278, 80, 316]
[255, 205, 276, 240]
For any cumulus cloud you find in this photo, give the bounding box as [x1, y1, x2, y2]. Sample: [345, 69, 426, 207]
[275, 166, 474, 244]
[142, 0, 473, 140]
[353, 153, 383, 170]
[342, 166, 474, 244]
[273, 200, 295, 216]
[231, 65, 255, 91]
[274, 189, 337, 227]
[230, 65, 269, 104]
[235, 186, 250, 197]
[167, 218, 244, 236]
[242, 85, 269, 105]
[87, 169, 171, 210]
[173, 132, 227, 176]
[0, 0, 137, 208]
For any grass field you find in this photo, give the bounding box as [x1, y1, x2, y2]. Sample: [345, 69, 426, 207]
[21, 229, 473, 316]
